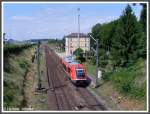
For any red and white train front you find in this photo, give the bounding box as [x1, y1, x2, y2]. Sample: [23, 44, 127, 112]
[61, 56, 87, 84]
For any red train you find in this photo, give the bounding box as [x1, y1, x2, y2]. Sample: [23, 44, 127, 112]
[61, 56, 87, 84]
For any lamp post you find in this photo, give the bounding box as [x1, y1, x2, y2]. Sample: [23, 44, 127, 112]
[89, 34, 100, 87]
[77, 8, 80, 48]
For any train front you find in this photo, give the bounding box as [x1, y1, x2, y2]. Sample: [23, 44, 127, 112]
[73, 64, 88, 85]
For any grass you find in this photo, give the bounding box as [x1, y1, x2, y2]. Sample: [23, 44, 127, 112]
[83, 58, 146, 110]
[84, 58, 146, 100]
[4, 57, 28, 107]
[4, 44, 50, 110]
[83, 62, 96, 79]
[4, 46, 34, 109]
[107, 58, 146, 100]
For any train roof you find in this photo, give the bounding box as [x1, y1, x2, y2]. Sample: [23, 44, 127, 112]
[63, 56, 74, 63]
[69, 61, 79, 65]
[63, 56, 80, 66]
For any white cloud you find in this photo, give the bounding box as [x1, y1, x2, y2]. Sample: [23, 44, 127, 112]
[9, 14, 119, 40]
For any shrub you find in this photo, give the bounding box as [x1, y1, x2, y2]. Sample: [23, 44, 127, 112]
[121, 81, 131, 93]
[4, 44, 33, 55]
[73, 48, 85, 63]
[109, 59, 146, 99]
[19, 60, 29, 69]
[73, 48, 84, 56]
[102, 72, 112, 81]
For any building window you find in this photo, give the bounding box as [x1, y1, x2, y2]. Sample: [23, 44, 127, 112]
[70, 43, 72, 47]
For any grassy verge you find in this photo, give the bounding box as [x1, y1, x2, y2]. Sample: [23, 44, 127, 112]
[4, 44, 49, 111]
[4, 44, 34, 55]
[105, 58, 146, 100]
[83, 58, 146, 110]
[31, 45, 49, 110]
[4, 47, 33, 108]
[83, 62, 96, 79]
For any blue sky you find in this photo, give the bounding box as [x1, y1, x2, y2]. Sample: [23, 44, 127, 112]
[3, 2, 142, 41]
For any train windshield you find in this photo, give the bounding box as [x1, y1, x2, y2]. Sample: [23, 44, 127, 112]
[76, 69, 85, 78]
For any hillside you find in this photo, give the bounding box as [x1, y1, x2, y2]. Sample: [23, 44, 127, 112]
[4, 44, 35, 108]
[104, 58, 146, 99]
[83, 58, 146, 110]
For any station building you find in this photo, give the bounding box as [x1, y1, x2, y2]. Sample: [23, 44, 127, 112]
[65, 33, 90, 55]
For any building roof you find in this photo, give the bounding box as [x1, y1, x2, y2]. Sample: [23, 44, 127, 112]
[65, 33, 89, 38]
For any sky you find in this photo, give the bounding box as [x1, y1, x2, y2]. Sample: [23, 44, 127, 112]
[3, 2, 142, 41]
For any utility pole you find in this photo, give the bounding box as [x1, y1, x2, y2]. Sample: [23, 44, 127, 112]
[3, 33, 6, 44]
[77, 8, 80, 48]
[96, 39, 99, 87]
[89, 35, 100, 87]
[37, 41, 42, 90]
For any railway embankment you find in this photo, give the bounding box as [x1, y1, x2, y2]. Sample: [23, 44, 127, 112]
[83, 60, 146, 110]
[4, 44, 49, 111]
[4, 44, 35, 110]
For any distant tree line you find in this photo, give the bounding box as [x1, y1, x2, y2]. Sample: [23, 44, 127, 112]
[90, 4, 147, 71]
[4, 44, 34, 56]
[48, 38, 65, 51]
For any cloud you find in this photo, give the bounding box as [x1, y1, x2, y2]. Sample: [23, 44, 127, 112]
[4, 4, 141, 41]
[9, 14, 119, 40]
[12, 16, 34, 21]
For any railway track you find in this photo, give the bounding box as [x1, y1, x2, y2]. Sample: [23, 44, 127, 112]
[45, 46, 78, 110]
[76, 87, 107, 110]
[45, 45, 108, 111]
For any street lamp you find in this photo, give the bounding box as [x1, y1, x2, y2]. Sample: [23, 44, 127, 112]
[89, 34, 100, 87]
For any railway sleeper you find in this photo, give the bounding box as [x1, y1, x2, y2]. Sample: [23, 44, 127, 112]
[53, 84, 67, 89]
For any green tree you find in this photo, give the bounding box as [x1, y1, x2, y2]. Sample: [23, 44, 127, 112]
[73, 48, 85, 63]
[112, 4, 142, 67]
[140, 3, 147, 33]
[91, 24, 101, 49]
[73, 48, 84, 56]
[138, 3, 147, 58]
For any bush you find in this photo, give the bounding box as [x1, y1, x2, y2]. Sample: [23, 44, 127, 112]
[102, 72, 112, 81]
[4, 44, 33, 55]
[19, 60, 29, 69]
[73, 48, 86, 63]
[73, 48, 84, 56]
[121, 81, 131, 93]
[91, 56, 96, 65]
[109, 59, 146, 99]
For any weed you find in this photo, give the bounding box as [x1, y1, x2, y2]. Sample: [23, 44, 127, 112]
[103, 58, 146, 99]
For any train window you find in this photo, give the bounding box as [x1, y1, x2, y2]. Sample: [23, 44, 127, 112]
[76, 69, 85, 78]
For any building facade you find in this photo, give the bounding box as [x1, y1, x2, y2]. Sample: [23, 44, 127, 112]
[65, 33, 90, 55]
